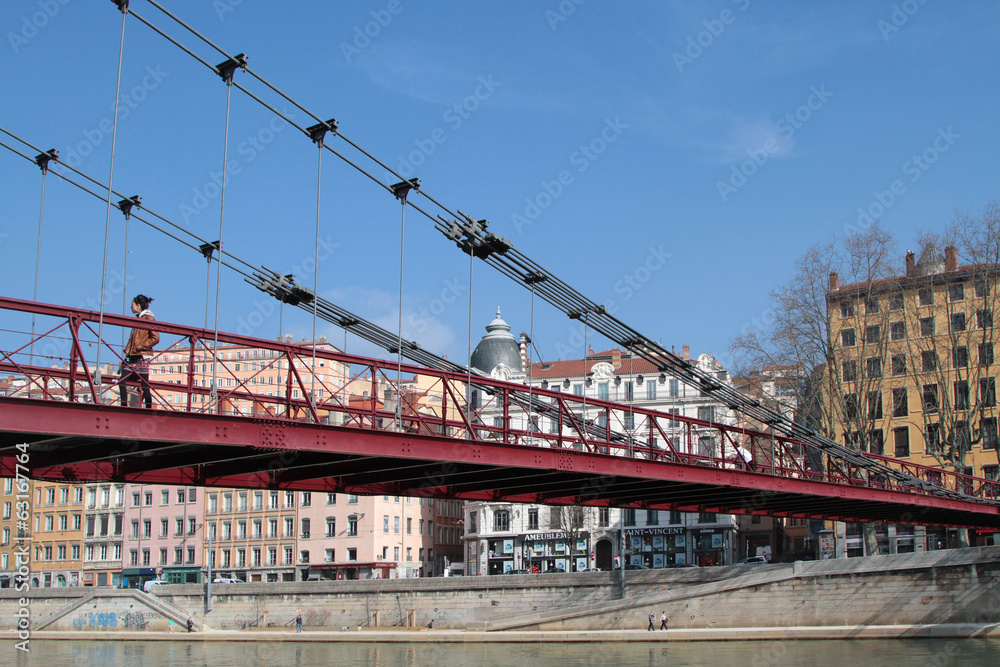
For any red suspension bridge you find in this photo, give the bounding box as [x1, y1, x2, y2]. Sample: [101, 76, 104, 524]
[1, 2, 998, 534]
[0, 296, 998, 530]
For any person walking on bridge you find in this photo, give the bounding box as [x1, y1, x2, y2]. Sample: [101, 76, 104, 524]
[660, 611, 668, 630]
[647, 611, 655, 631]
[119, 294, 158, 408]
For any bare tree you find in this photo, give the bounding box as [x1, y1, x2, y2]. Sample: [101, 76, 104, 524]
[730, 222, 899, 555]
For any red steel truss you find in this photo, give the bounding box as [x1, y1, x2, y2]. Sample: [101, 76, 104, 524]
[1, 296, 998, 529]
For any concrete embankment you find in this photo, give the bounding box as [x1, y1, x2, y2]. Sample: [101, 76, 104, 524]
[3, 546, 998, 636]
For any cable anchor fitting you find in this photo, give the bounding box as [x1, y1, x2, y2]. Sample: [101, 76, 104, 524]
[109, 0, 129, 14]
[199, 241, 221, 263]
[306, 119, 338, 145]
[34, 149, 58, 174]
[117, 195, 141, 219]
[390, 178, 420, 203]
[216, 53, 248, 85]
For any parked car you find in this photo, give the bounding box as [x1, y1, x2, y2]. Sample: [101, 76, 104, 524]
[581, 568, 603, 572]
[623, 564, 649, 570]
[212, 577, 244, 584]
[665, 563, 700, 568]
[734, 556, 767, 565]
[542, 567, 566, 574]
[143, 580, 167, 594]
[505, 568, 530, 575]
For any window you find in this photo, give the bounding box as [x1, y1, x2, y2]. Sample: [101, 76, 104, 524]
[646, 509, 659, 525]
[923, 384, 939, 412]
[889, 293, 904, 311]
[326, 518, 336, 537]
[983, 418, 998, 450]
[842, 361, 857, 382]
[624, 412, 635, 430]
[301, 518, 310, 539]
[976, 280, 990, 298]
[868, 429, 884, 455]
[383, 515, 390, 534]
[865, 298, 879, 314]
[646, 382, 657, 400]
[953, 346, 969, 368]
[892, 388, 908, 417]
[951, 313, 967, 332]
[865, 325, 881, 344]
[840, 301, 854, 318]
[980, 377, 996, 408]
[623, 508, 636, 526]
[867, 391, 882, 420]
[624, 381, 634, 402]
[394, 516, 400, 534]
[890, 321, 905, 341]
[572, 383, 583, 396]
[980, 343, 994, 366]
[866, 357, 882, 379]
[597, 382, 609, 400]
[841, 329, 856, 347]
[955, 380, 970, 410]
[301, 492, 311, 507]
[893, 427, 909, 457]
[347, 516, 358, 536]
[891, 354, 906, 376]
[599, 507, 610, 527]
[949, 283, 965, 302]
[669, 379, 680, 397]
[920, 317, 935, 337]
[844, 393, 859, 420]
[326, 492, 337, 505]
[919, 288, 934, 306]
[469, 511, 477, 533]
[527, 508, 539, 530]
[493, 509, 510, 532]
[921, 351, 937, 373]
[699, 512, 716, 523]
[697, 406, 715, 422]
[978, 309, 994, 329]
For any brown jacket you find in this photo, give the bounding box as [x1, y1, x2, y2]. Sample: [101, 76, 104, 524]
[124, 311, 159, 357]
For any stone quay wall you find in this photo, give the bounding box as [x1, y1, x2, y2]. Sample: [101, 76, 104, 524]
[1, 546, 997, 633]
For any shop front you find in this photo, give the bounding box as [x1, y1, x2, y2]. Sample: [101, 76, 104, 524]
[624, 527, 686, 567]
[120, 567, 156, 589]
[309, 561, 396, 580]
[487, 538, 515, 575]
[519, 531, 590, 572]
[692, 528, 727, 566]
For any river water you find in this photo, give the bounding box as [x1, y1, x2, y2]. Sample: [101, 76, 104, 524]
[9, 638, 999, 666]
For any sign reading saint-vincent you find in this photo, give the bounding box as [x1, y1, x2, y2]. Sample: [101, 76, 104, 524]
[623, 527, 684, 536]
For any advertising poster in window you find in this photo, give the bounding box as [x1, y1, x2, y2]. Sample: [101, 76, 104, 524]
[576, 539, 587, 553]
[554, 541, 566, 554]
[503, 539, 513, 554]
[652, 536, 664, 550]
[675, 535, 686, 548]
[576, 557, 587, 572]
[653, 554, 664, 568]
[712, 534, 723, 549]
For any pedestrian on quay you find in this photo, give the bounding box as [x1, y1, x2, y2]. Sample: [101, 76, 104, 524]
[660, 611, 668, 630]
[647, 611, 655, 631]
[186, 617, 194, 633]
[119, 294, 158, 408]
[296, 612, 303, 633]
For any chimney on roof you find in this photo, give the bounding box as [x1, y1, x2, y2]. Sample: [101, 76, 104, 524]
[682, 344, 690, 361]
[905, 251, 915, 277]
[829, 271, 839, 291]
[945, 245, 958, 272]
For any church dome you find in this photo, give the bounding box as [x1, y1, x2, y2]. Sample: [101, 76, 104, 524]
[470, 307, 523, 377]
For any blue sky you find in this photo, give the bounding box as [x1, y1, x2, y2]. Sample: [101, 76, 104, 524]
[2, 1, 998, 371]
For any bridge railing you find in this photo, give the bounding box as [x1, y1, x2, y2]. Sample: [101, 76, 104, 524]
[1, 296, 998, 503]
